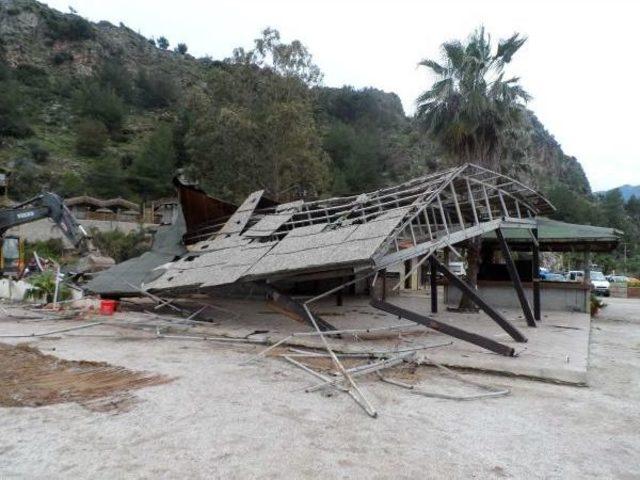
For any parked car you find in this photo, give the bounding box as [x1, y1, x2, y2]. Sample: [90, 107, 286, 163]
[565, 270, 610, 296]
[590, 271, 611, 296]
[448, 261, 466, 276]
[543, 272, 565, 282]
[565, 270, 584, 282]
[607, 275, 630, 283]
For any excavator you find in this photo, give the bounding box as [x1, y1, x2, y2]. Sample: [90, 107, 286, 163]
[0, 192, 113, 277]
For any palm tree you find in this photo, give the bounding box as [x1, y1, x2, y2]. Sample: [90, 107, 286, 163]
[416, 27, 531, 171]
[416, 27, 531, 309]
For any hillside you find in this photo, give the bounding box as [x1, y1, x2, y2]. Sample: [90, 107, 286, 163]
[0, 0, 591, 206]
[598, 185, 640, 202]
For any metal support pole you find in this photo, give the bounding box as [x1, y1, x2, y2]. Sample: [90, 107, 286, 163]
[433, 258, 527, 342]
[429, 255, 438, 314]
[370, 299, 515, 357]
[496, 229, 536, 328]
[532, 228, 541, 321]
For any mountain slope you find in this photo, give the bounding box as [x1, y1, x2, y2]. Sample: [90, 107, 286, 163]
[0, 0, 592, 205]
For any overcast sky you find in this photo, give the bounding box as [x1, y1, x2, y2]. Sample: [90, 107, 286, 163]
[45, 0, 640, 192]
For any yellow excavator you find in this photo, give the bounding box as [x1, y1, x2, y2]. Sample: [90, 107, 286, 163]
[0, 192, 113, 277]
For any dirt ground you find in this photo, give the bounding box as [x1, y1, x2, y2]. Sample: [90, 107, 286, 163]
[0, 342, 170, 411]
[1, 297, 639, 479]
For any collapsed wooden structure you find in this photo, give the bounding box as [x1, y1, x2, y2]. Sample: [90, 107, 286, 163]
[138, 163, 554, 357]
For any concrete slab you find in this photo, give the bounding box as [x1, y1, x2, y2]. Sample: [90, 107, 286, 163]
[151, 291, 591, 385]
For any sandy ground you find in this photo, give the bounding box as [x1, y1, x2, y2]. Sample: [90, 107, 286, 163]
[0, 297, 639, 479]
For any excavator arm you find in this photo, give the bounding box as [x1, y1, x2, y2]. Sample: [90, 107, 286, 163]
[0, 193, 91, 251]
[0, 193, 115, 277]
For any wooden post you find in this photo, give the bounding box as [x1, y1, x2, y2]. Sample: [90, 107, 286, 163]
[532, 228, 541, 321]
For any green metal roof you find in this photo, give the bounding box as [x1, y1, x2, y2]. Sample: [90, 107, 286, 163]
[483, 218, 621, 252]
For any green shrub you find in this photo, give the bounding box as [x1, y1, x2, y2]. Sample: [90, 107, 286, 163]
[157, 36, 169, 50]
[15, 64, 49, 88]
[25, 271, 71, 303]
[74, 81, 126, 133]
[75, 118, 108, 156]
[45, 14, 95, 41]
[52, 51, 74, 65]
[27, 141, 50, 163]
[90, 228, 150, 263]
[176, 43, 188, 55]
[0, 81, 33, 138]
[135, 69, 178, 108]
[25, 239, 66, 264]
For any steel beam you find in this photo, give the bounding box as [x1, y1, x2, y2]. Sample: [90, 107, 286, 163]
[429, 255, 438, 313]
[432, 258, 527, 342]
[495, 229, 536, 328]
[370, 299, 515, 356]
[264, 286, 336, 331]
[532, 228, 541, 321]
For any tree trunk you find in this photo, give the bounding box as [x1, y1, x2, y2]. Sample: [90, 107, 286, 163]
[458, 236, 481, 311]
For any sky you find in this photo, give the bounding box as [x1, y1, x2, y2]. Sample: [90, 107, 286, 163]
[44, 0, 640, 192]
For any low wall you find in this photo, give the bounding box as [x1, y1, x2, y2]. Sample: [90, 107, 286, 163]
[445, 280, 590, 313]
[7, 219, 158, 247]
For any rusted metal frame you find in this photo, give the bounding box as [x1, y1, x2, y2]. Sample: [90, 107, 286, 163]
[467, 177, 539, 216]
[424, 209, 434, 239]
[465, 163, 553, 204]
[408, 220, 418, 246]
[264, 286, 336, 331]
[429, 255, 438, 313]
[392, 248, 435, 291]
[300, 167, 456, 211]
[482, 184, 494, 220]
[376, 218, 503, 268]
[531, 227, 541, 321]
[495, 229, 536, 328]
[437, 195, 450, 236]
[465, 177, 479, 225]
[449, 182, 465, 229]
[370, 299, 515, 357]
[498, 191, 510, 218]
[371, 165, 468, 259]
[293, 177, 443, 220]
[432, 258, 528, 342]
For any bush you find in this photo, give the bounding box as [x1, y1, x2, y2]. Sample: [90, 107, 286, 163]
[135, 69, 178, 108]
[176, 43, 188, 55]
[14, 64, 49, 88]
[90, 228, 150, 263]
[52, 51, 74, 65]
[27, 142, 50, 163]
[25, 239, 66, 264]
[25, 271, 71, 303]
[157, 36, 169, 50]
[45, 14, 95, 41]
[74, 81, 126, 133]
[75, 118, 108, 156]
[0, 81, 33, 138]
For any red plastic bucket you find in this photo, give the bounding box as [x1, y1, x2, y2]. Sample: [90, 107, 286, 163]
[99, 299, 118, 316]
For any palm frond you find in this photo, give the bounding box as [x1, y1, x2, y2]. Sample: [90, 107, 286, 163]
[496, 33, 527, 63]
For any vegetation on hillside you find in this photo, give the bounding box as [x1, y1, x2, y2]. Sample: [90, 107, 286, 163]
[0, 0, 637, 274]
